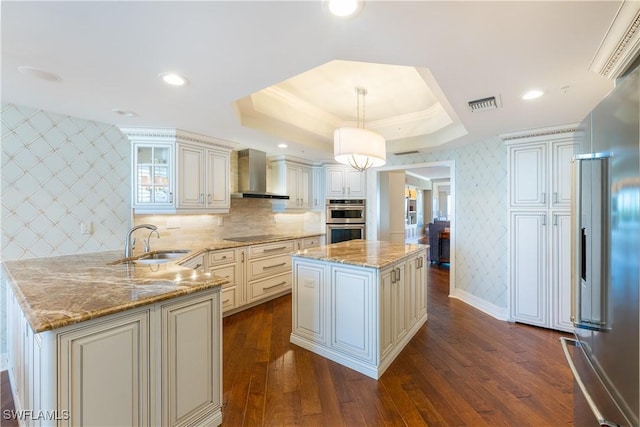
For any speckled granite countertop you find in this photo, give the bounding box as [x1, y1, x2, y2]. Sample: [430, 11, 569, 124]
[292, 240, 428, 269]
[3, 233, 324, 333]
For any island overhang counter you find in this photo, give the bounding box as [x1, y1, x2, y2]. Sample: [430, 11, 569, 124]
[290, 240, 428, 379]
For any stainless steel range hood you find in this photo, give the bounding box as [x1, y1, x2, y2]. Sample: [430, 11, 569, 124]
[231, 149, 289, 199]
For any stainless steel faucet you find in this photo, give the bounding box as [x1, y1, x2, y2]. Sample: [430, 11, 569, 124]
[124, 224, 157, 258]
[144, 229, 160, 253]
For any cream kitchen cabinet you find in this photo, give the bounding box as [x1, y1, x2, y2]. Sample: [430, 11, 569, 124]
[176, 143, 230, 212]
[246, 240, 294, 302]
[312, 166, 325, 210]
[270, 159, 312, 210]
[503, 124, 576, 332]
[120, 127, 232, 214]
[6, 285, 222, 427]
[290, 245, 428, 379]
[325, 165, 366, 199]
[208, 248, 246, 313]
[506, 132, 575, 209]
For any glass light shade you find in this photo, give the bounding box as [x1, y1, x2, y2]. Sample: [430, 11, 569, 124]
[334, 127, 386, 171]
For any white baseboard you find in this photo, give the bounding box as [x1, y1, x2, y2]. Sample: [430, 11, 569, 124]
[449, 288, 508, 321]
[0, 352, 7, 371]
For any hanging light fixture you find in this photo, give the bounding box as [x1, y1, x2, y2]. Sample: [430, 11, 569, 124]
[334, 87, 386, 171]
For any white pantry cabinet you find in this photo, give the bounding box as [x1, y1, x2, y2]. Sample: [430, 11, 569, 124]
[325, 165, 367, 198]
[120, 127, 232, 214]
[6, 285, 222, 427]
[502, 124, 576, 332]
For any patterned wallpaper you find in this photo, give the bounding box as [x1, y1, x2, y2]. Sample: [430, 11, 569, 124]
[0, 103, 131, 360]
[387, 138, 509, 311]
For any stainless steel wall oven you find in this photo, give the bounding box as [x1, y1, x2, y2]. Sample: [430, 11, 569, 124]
[326, 199, 365, 244]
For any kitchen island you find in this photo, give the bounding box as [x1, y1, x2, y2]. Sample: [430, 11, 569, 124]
[290, 240, 428, 379]
[3, 251, 228, 427]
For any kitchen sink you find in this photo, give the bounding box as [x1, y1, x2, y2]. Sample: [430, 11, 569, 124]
[133, 250, 191, 264]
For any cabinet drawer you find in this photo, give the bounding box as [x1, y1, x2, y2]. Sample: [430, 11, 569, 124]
[248, 272, 291, 302]
[303, 237, 322, 249]
[209, 264, 235, 288]
[181, 254, 205, 271]
[249, 241, 295, 259]
[248, 254, 292, 281]
[209, 249, 235, 266]
[221, 287, 236, 311]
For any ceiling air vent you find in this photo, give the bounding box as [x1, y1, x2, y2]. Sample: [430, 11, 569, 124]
[394, 150, 420, 156]
[468, 96, 499, 112]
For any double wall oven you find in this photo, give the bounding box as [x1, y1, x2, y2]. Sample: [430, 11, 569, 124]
[326, 199, 365, 244]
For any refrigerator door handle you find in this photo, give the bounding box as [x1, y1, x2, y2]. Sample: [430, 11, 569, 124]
[560, 338, 622, 427]
[571, 154, 612, 331]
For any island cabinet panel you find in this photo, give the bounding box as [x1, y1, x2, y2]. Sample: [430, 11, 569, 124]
[292, 261, 327, 344]
[161, 292, 222, 427]
[290, 245, 428, 380]
[330, 266, 376, 363]
[58, 310, 151, 427]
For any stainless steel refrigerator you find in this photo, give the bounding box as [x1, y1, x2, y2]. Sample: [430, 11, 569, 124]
[561, 65, 639, 426]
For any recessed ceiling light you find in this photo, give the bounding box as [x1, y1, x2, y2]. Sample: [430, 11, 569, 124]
[522, 89, 544, 100]
[18, 66, 62, 82]
[278, 143, 288, 149]
[112, 108, 138, 117]
[326, 0, 362, 17]
[159, 72, 188, 86]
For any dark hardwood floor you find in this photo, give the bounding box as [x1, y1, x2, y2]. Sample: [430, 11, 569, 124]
[222, 264, 574, 426]
[2, 265, 574, 426]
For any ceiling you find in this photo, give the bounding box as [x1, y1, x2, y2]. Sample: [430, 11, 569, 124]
[1, 1, 626, 166]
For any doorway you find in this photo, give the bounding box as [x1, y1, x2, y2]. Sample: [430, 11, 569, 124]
[368, 160, 455, 296]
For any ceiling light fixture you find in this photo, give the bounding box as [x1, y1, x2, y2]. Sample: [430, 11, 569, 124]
[278, 143, 288, 148]
[159, 72, 188, 86]
[334, 87, 386, 172]
[326, 0, 362, 17]
[522, 89, 544, 100]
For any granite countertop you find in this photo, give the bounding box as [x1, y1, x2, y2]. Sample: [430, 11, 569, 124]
[3, 232, 324, 334]
[292, 240, 428, 269]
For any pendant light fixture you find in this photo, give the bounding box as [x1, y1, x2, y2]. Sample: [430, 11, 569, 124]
[334, 87, 386, 171]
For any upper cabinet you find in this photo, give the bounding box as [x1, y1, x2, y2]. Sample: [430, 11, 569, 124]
[133, 143, 175, 209]
[270, 159, 311, 210]
[505, 129, 576, 210]
[325, 165, 367, 199]
[121, 127, 233, 214]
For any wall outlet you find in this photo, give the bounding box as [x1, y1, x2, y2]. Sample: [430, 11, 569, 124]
[80, 221, 93, 235]
[166, 217, 181, 229]
[217, 217, 223, 226]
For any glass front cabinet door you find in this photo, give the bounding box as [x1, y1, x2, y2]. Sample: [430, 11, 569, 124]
[133, 143, 174, 210]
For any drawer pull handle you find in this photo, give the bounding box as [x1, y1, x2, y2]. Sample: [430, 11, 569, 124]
[263, 262, 286, 270]
[263, 281, 286, 290]
[263, 246, 287, 252]
[193, 264, 202, 269]
[223, 299, 230, 304]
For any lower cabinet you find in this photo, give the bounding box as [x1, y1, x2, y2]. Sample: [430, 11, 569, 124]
[6, 287, 222, 427]
[509, 210, 572, 332]
[291, 248, 428, 379]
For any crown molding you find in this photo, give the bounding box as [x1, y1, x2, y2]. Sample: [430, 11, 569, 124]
[118, 127, 235, 151]
[499, 123, 579, 143]
[590, 0, 640, 79]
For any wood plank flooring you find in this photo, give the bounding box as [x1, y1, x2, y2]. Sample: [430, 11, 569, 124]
[222, 264, 574, 426]
[1, 265, 574, 426]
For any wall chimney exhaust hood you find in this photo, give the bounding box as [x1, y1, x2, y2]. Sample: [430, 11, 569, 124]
[231, 149, 289, 199]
